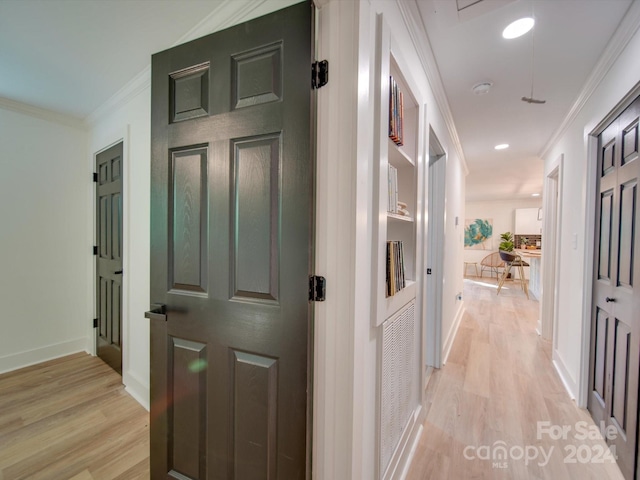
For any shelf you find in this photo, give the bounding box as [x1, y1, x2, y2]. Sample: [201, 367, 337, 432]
[385, 280, 416, 318]
[388, 138, 415, 168]
[387, 213, 414, 223]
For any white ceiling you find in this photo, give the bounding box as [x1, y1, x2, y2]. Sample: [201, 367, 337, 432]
[0, 0, 227, 118]
[417, 0, 634, 201]
[0, 0, 635, 203]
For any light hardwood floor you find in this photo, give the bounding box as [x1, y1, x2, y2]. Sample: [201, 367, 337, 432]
[0, 353, 149, 479]
[407, 277, 625, 480]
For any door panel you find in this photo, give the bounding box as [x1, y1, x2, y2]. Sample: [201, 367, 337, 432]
[96, 142, 124, 375]
[150, 3, 312, 479]
[589, 96, 640, 480]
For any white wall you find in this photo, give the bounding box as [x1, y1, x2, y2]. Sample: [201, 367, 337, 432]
[464, 198, 542, 265]
[542, 11, 640, 402]
[318, 0, 467, 477]
[89, 87, 151, 408]
[0, 106, 90, 373]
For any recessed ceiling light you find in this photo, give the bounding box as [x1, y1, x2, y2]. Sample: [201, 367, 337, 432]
[532, 193, 541, 197]
[472, 82, 493, 95]
[494, 144, 509, 150]
[502, 17, 535, 39]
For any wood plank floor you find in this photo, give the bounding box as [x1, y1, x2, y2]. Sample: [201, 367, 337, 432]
[407, 277, 625, 480]
[0, 353, 149, 479]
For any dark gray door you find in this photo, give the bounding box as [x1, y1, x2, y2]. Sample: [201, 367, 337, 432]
[96, 142, 124, 375]
[589, 96, 640, 480]
[149, 3, 313, 479]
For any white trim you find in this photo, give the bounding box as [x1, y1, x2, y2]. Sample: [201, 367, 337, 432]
[541, 155, 563, 341]
[85, 0, 303, 125]
[398, 423, 423, 480]
[395, 0, 469, 176]
[579, 82, 640, 408]
[442, 303, 464, 365]
[85, 68, 150, 126]
[426, 131, 447, 368]
[314, 1, 361, 478]
[124, 370, 150, 411]
[553, 349, 578, 400]
[91, 127, 135, 401]
[579, 135, 598, 408]
[539, 0, 640, 159]
[383, 407, 423, 480]
[0, 96, 86, 130]
[0, 338, 89, 375]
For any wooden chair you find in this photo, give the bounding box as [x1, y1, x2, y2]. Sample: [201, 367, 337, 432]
[480, 252, 505, 279]
[496, 250, 529, 299]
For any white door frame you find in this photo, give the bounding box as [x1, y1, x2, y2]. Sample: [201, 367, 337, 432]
[425, 127, 446, 368]
[578, 81, 640, 408]
[91, 127, 129, 379]
[540, 154, 563, 342]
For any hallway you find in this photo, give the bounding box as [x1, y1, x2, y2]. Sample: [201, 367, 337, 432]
[407, 278, 625, 479]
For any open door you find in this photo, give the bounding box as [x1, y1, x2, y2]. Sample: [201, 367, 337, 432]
[148, 3, 314, 478]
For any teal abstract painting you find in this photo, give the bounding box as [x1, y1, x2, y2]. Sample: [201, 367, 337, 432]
[464, 218, 493, 249]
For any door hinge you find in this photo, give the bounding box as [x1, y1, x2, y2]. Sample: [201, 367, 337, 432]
[93, 245, 98, 255]
[427, 268, 432, 275]
[93, 318, 98, 328]
[92, 173, 98, 183]
[309, 275, 326, 302]
[312, 60, 329, 89]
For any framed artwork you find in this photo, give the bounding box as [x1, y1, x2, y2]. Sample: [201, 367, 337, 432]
[464, 218, 493, 249]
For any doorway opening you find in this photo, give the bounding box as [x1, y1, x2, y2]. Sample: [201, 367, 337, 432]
[425, 127, 446, 368]
[540, 155, 562, 343]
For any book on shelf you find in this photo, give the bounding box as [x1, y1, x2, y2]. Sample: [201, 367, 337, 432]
[388, 75, 404, 146]
[388, 164, 398, 213]
[386, 240, 406, 297]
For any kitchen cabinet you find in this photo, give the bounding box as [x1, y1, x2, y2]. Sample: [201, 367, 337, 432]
[515, 207, 542, 234]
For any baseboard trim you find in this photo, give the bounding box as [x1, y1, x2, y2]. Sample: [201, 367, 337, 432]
[124, 370, 150, 411]
[552, 349, 578, 400]
[384, 405, 424, 480]
[0, 338, 89, 375]
[442, 303, 465, 365]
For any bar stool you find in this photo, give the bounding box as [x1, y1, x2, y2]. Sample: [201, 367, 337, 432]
[464, 261, 479, 277]
[496, 250, 529, 299]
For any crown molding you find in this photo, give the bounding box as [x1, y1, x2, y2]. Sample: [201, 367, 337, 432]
[85, 0, 302, 126]
[396, 0, 469, 176]
[539, 0, 640, 159]
[0, 97, 86, 130]
[85, 65, 150, 126]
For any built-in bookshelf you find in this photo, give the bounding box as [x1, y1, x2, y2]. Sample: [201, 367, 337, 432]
[372, 15, 421, 326]
[373, 14, 425, 480]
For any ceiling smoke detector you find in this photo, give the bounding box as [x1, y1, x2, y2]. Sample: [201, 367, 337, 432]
[472, 82, 493, 95]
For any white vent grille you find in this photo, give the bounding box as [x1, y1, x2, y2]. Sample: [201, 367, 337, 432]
[380, 300, 415, 477]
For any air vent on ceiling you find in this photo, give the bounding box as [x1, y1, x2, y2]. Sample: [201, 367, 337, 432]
[457, 0, 484, 12]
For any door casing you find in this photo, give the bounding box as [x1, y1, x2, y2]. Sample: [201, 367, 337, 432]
[579, 80, 640, 409]
[93, 131, 129, 380]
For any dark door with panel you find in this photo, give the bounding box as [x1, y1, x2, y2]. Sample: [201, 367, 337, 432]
[96, 142, 124, 375]
[149, 3, 313, 479]
[589, 96, 640, 480]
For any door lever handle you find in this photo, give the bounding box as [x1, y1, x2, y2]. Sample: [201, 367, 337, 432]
[114, 270, 123, 275]
[605, 297, 616, 303]
[145, 304, 167, 321]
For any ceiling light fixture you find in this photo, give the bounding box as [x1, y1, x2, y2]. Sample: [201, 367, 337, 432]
[472, 82, 493, 95]
[502, 17, 534, 39]
[494, 144, 509, 150]
[520, 5, 546, 104]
